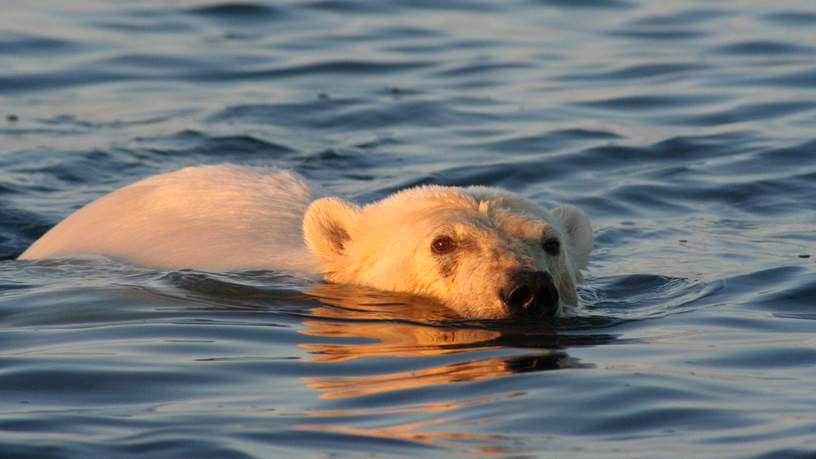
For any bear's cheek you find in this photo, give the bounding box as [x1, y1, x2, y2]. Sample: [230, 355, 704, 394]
[437, 262, 510, 318]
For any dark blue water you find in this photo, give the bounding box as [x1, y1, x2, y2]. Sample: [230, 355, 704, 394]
[2, 1, 816, 457]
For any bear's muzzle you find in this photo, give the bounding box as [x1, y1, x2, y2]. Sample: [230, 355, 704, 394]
[500, 271, 560, 319]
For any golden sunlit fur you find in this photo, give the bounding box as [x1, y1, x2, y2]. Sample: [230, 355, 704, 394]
[20, 164, 592, 319]
[305, 183, 592, 319]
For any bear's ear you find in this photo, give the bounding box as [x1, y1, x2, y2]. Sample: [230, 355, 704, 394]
[550, 205, 592, 270]
[303, 197, 361, 266]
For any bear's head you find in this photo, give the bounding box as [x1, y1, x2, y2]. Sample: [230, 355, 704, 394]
[303, 186, 592, 320]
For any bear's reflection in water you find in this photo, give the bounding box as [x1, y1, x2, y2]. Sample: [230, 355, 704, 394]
[156, 270, 601, 451]
[160, 270, 596, 400]
[299, 283, 590, 399]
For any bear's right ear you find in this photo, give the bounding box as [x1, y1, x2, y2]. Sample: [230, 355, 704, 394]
[303, 197, 361, 266]
[550, 204, 592, 270]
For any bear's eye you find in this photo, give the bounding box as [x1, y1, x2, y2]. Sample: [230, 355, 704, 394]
[542, 237, 560, 256]
[431, 236, 457, 255]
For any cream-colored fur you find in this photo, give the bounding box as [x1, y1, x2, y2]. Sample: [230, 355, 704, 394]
[19, 165, 321, 273]
[304, 184, 592, 319]
[20, 164, 592, 319]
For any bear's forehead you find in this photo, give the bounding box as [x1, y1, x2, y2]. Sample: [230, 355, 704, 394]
[370, 185, 539, 215]
[360, 185, 556, 237]
[377, 186, 476, 209]
[366, 200, 551, 240]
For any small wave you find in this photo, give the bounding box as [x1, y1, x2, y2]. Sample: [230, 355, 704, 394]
[712, 40, 815, 56]
[668, 100, 816, 127]
[762, 11, 816, 27]
[749, 66, 816, 89]
[185, 2, 284, 21]
[575, 94, 728, 111]
[0, 33, 76, 55]
[586, 274, 724, 320]
[630, 8, 731, 26]
[531, 0, 633, 9]
[561, 62, 709, 81]
[609, 28, 707, 41]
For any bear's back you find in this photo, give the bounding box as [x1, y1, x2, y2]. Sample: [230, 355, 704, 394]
[19, 165, 321, 273]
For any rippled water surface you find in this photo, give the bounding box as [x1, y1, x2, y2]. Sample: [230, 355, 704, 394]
[2, 1, 816, 457]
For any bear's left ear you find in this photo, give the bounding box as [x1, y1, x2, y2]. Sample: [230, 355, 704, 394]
[303, 197, 361, 267]
[550, 205, 592, 270]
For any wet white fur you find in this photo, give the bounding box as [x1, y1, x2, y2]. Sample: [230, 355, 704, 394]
[20, 165, 322, 273]
[20, 164, 593, 319]
[304, 183, 593, 318]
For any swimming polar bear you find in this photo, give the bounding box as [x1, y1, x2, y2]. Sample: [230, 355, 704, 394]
[19, 164, 592, 319]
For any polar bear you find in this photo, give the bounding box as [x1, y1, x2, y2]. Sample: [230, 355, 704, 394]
[19, 164, 592, 319]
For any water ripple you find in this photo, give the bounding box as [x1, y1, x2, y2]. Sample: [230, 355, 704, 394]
[762, 11, 816, 27]
[576, 93, 727, 111]
[563, 62, 709, 81]
[712, 41, 815, 57]
[669, 100, 816, 126]
[185, 2, 284, 21]
[531, 0, 633, 9]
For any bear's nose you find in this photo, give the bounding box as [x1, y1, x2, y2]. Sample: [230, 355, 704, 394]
[500, 271, 560, 319]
